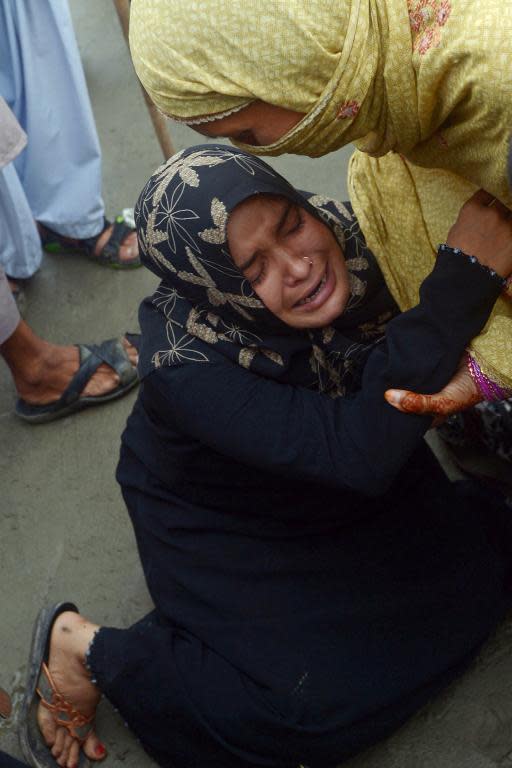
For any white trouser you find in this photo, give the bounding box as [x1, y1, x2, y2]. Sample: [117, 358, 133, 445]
[0, 0, 105, 278]
[0, 265, 20, 345]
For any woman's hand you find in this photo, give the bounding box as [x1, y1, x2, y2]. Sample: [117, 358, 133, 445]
[386, 191, 512, 417]
[447, 189, 512, 279]
[385, 357, 482, 416]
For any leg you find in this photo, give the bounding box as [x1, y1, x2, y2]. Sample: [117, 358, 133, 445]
[0, 163, 41, 279]
[0, 0, 103, 239]
[1, 318, 136, 405]
[0, 262, 20, 345]
[38, 611, 258, 768]
[0, 267, 138, 408]
[0, 0, 138, 264]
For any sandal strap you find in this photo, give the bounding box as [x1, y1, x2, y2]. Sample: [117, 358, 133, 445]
[80, 217, 110, 256]
[101, 217, 133, 260]
[91, 338, 136, 387]
[40, 216, 140, 268]
[53, 338, 134, 409]
[38, 223, 83, 253]
[56, 344, 105, 408]
[37, 663, 94, 744]
[88, 216, 138, 266]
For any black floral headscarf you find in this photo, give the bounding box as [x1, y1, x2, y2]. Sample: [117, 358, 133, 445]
[135, 144, 398, 397]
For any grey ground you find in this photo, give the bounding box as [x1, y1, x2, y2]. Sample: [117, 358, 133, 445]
[1, 2, 512, 766]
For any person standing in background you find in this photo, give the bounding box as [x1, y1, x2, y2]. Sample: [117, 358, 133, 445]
[0, 0, 140, 302]
[0, 96, 139, 422]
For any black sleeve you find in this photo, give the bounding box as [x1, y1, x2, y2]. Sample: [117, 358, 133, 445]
[143, 249, 503, 496]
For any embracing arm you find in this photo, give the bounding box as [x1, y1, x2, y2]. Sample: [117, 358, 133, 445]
[386, 191, 512, 415]
[143, 249, 502, 496]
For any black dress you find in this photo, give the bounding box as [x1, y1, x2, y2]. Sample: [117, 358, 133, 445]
[88, 251, 512, 768]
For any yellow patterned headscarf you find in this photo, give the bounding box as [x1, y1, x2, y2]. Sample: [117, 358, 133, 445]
[130, 0, 512, 388]
[130, 0, 350, 118]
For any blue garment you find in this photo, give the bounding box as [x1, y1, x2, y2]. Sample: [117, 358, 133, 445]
[0, 0, 104, 277]
[0, 751, 29, 768]
[0, 164, 41, 279]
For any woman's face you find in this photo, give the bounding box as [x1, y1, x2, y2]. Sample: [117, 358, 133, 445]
[195, 101, 304, 147]
[227, 195, 351, 329]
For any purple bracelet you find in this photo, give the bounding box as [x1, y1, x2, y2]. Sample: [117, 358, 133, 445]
[466, 353, 512, 401]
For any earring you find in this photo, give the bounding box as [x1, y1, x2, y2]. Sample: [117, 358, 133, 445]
[303, 257, 313, 265]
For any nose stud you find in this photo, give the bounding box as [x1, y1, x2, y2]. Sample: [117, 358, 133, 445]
[303, 257, 313, 265]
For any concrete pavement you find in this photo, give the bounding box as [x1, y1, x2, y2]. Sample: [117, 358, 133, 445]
[1, 2, 511, 766]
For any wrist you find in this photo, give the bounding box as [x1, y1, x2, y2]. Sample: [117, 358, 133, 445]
[420, 245, 503, 345]
[438, 244, 508, 287]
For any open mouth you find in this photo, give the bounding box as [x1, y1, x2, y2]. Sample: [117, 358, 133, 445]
[293, 265, 334, 312]
[295, 273, 327, 306]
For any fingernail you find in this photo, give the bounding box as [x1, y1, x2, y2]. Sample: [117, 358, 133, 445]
[385, 390, 399, 405]
[95, 744, 106, 756]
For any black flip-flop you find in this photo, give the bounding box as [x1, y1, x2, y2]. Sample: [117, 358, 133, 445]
[40, 215, 141, 270]
[15, 335, 139, 424]
[19, 603, 91, 768]
[84, 216, 141, 270]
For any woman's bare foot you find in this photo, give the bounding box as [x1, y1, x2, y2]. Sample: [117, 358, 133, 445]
[15, 336, 138, 406]
[37, 611, 105, 768]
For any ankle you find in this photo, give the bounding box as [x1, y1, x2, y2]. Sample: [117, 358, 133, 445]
[76, 620, 101, 670]
[13, 344, 66, 399]
[53, 612, 100, 669]
[2, 321, 53, 384]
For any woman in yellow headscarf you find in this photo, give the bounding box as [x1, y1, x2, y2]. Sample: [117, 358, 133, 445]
[129, 0, 512, 404]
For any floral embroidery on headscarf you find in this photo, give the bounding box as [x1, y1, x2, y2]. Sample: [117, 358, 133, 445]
[199, 198, 228, 244]
[153, 314, 210, 367]
[408, 0, 452, 55]
[358, 311, 395, 339]
[136, 145, 398, 397]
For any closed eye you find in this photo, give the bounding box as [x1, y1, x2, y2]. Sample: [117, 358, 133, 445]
[247, 257, 267, 286]
[282, 205, 304, 237]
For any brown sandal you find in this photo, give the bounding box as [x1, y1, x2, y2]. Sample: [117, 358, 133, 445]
[37, 662, 94, 745]
[19, 602, 93, 768]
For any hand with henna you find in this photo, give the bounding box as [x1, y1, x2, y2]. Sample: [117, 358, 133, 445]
[385, 189, 512, 416]
[385, 355, 481, 416]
